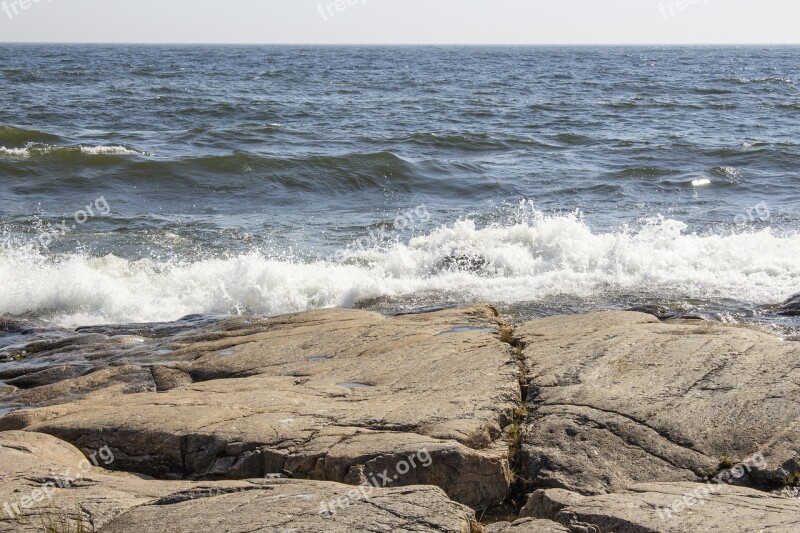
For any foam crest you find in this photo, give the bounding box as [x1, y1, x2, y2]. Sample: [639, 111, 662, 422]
[78, 145, 145, 155]
[0, 147, 31, 158]
[0, 144, 146, 158]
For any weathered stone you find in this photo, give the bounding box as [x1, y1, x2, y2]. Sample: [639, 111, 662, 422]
[99, 481, 479, 533]
[2, 365, 154, 409]
[0, 431, 480, 533]
[527, 483, 800, 533]
[149, 366, 193, 392]
[1, 306, 519, 509]
[518, 311, 800, 494]
[5, 364, 88, 389]
[520, 489, 585, 520]
[0, 316, 243, 403]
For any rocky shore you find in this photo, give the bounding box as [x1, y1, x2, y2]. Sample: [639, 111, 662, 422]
[1, 304, 799, 532]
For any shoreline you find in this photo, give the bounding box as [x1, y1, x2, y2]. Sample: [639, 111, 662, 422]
[3, 292, 799, 356]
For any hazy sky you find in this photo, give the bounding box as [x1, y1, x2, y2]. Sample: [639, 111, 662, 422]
[0, 0, 798, 45]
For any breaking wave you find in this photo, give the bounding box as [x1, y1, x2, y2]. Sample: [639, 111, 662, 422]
[1, 209, 798, 327]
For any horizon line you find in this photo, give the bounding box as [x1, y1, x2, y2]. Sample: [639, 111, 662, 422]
[1, 41, 799, 46]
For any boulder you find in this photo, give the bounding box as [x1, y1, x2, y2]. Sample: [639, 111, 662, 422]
[441, 254, 489, 273]
[527, 483, 800, 533]
[520, 489, 585, 520]
[150, 366, 193, 392]
[517, 311, 800, 494]
[1, 306, 519, 509]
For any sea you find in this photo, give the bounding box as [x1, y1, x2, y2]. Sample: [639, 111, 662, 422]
[1, 45, 799, 335]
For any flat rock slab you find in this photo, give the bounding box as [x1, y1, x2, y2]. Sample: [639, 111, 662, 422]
[525, 483, 800, 533]
[517, 312, 800, 494]
[100, 481, 477, 533]
[1, 306, 519, 509]
[0, 431, 479, 533]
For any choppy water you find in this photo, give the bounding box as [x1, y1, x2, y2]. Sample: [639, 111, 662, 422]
[1, 45, 799, 330]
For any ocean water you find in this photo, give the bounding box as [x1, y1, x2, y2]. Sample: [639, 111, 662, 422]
[1, 45, 799, 330]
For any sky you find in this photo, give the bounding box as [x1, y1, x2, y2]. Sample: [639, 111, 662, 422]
[0, 0, 798, 45]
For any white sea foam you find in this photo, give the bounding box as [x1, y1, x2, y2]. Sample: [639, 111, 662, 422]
[0, 146, 31, 158]
[1, 211, 799, 327]
[0, 144, 146, 158]
[78, 145, 145, 155]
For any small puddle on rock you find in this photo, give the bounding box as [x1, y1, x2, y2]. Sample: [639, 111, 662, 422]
[307, 355, 334, 363]
[434, 326, 498, 336]
[336, 382, 372, 389]
[216, 349, 236, 356]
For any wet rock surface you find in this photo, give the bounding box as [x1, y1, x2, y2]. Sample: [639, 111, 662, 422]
[625, 304, 722, 322]
[777, 293, 800, 316]
[624, 304, 680, 320]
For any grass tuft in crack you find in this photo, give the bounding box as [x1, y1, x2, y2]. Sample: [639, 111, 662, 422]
[27, 508, 95, 533]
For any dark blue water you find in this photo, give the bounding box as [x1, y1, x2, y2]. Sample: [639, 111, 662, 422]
[1, 45, 799, 327]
